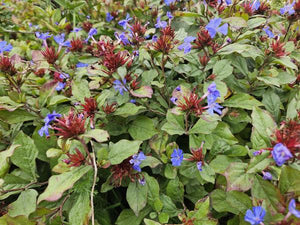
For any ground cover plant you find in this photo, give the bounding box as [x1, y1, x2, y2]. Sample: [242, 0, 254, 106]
[0, 0, 300, 224]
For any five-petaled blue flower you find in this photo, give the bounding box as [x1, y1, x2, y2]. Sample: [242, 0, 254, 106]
[115, 32, 130, 45]
[85, 28, 97, 42]
[76, 62, 89, 68]
[263, 26, 275, 38]
[178, 36, 196, 54]
[0, 41, 13, 53]
[38, 111, 61, 137]
[155, 16, 167, 29]
[206, 82, 223, 115]
[280, 1, 295, 15]
[167, 11, 173, 19]
[262, 171, 272, 180]
[244, 206, 266, 225]
[197, 161, 203, 171]
[225, 0, 232, 5]
[205, 18, 228, 38]
[113, 79, 127, 95]
[130, 152, 146, 172]
[72, 27, 82, 33]
[54, 33, 71, 47]
[35, 32, 52, 40]
[289, 199, 300, 218]
[171, 148, 183, 166]
[106, 12, 114, 22]
[164, 0, 176, 5]
[118, 13, 132, 30]
[272, 143, 293, 166]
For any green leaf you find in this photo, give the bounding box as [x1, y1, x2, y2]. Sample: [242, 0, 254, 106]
[189, 116, 219, 134]
[210, 155, 241, 174]
[144, 219, 161, 225]
[198, 164, 215, 184]
[11, 132, 38, 180]
[8, 189, 38, 218]
[166, 177, 184, 202]
[223, 17, 247, 30]
[0, 214, 36, 225]
[251, 175, 285, 213]
[224, 145, 248, 156]
[247, 152, 273, 174]
[48, 95, 69, 106]
[223, 93, 263, 110]
[108, 140, 142, 165]
[217, 43, 263, 59]
[128, 116, 157, 141]
[212, 122, 238, 145]
[0, 145, 20, 177]
[0, 109, 36, 124]
[126, 181, 148, 216]
[0, 96, 23, 111]
[37, 166, 92, 203]
[251, 106, 276, 144]
[161, 110, 185, 135]
[140, 156, 162, 169]
[224, 162, 254, 191]
[144, 173, 162, 212]
[114, 103, 146, 117]
[0, 174, 30, 200]
[272, 57, 298, 70]
[213, 59, 233, 80]
[69, 192, 91, 225]
[81, 129, 109, 142]
[72, 80, 91, 102]
[210, 189, 252, 214]
[262, 91, 281, 121]
[247, 18, 266, 29]
[286, 97, 300, 119]
[142, 70, 158, 84]
[115, 207, 152, 225]
[279, 166, 300, 194]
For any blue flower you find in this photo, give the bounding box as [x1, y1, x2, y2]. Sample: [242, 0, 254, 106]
[115, 32, 130, 45]
[0, 41, 13, 53]
[85, 28, 97, 42]
[130, 99, 136, 104]
[280, 1, 295, 15]
[113, 79, 127, 95]
[54, 33, 71, 47]
[76, 62, 89, 68]
[207, 102, 223, 115]
[118, 13, 132, 30]
[164, 0, 176, 5]
[170, 97, 178, 104]
[178, 36, 196, 54]
[206, 82, 223, 115]
[197, 161, 202, 171]
[155, 16, 167, 29]
[167, 11, 173, 19]
[44, 111, 61, 125]
[175, 86, 181, 91]
[106, 12, 114, 22]
[272, 143, 293, 166]
[205, 18, 228, 38]
[130, 152, 146, 172]
[289, 199, 300, 218]
[263, 26, 274, 38]
[56, 82, 66, 91]
[171, 148, 183, 166]
[35, 32, 52, 40]
[251, 0, 260, 11]
[244, 206, 266, 225]
[152, 35, 158, 42]
[262, 171, 272, 180]
[139, 178, 146, 185]
[38, 125, 50, 137]
[225, 0, 232, 5]
[72, 27, 82, 33]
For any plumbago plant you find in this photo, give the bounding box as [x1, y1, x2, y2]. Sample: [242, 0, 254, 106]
[0, 0, 300, 224]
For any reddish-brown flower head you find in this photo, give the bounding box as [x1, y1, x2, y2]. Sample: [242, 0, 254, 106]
[102, 102, 117, 115]
[256, 1, 270, 14]
[34, 68, 45, 77]
[0, 56, 16, 75]
[41, 46, 59, 64]
[69, 38, 84, 52]
[94, 40, 115, 57]
[199, 55, 209, 67]
[271, 40, 286, 58]
[64, 148, 86, 167]
[161, 26, 175, 40]
[186, 142, 205, 163]
[177, 91, 203, 115]
[82, 21, 93, 32]
[195, 28, 213, 49]
[52, 109, 86, 139]
[110, 157, 140, 186]
[152, 35, 174, 54]
[81, 97, 98, 118]
[102, 51, 129, 75]
[65, 23, 73, 34]
[129, 20, 147, 44]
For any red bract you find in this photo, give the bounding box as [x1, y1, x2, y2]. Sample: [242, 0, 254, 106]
[52, 109, 86, 139]
[102, 102, 117, 115]
[69, 38, 84, 52]
[0, 56, 16, 75]
[152, 35, 174, 54]
[65, 23, 73, 34]
[95, 40, 115, 57]
[161, 26, 175, 40]
[130, 79, 141, 90]
[199, 55, 209, 67]
[81, 97, 98, 118]
[206, 0, 219, 8]
[102, 51, 129, 75]
[82, 21, 93, 32]
[272, 119, 300, 155]
[295, 0, 300, 15]
[110, 157, 140, 186]
[243, 2, 255, 15]
[177, 92, 203, 115]
[65, 148, 86, 167]
[41, 46, 59, 64]
[271, 40, 286, 57]
[256, 2, 270, 14]
[130, 20, 147, 43]
[195, 28, 213, 49]
[34, 68, 45, 77]
[186, 143, 205, 162]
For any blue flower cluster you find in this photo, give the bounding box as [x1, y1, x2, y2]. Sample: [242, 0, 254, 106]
[0, 41, 13, 53]
[38, 111, 61, 137]
[130, 152, 146, 172]
[207, 82, 223, 115]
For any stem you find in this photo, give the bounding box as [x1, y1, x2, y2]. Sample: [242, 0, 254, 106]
[90, 145, 98, 225]
[0, 181, 48, 194]
[77, 137, 93, 165]
[283, 212, 292, 222]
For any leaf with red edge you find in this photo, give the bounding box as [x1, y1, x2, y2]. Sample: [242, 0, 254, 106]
[130, 86, 153, 98]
